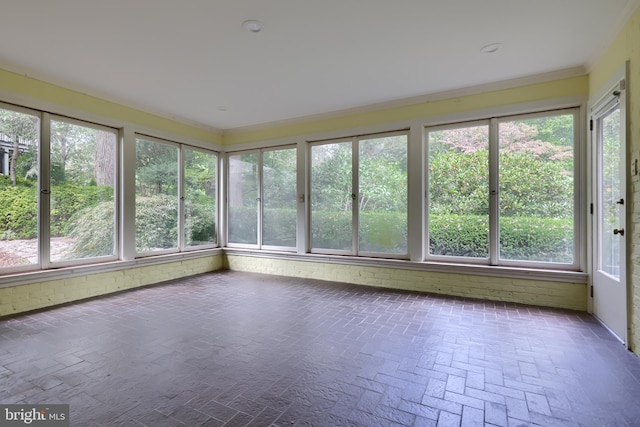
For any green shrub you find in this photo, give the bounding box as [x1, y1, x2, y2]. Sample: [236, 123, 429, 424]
[51, 184, 113, 236]
[66, 200, 115, 257]
[0, 185, 38, 239]
[429, 214, 573, 262]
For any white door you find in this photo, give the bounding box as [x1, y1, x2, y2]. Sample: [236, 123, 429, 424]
[592, 82, 627, 343]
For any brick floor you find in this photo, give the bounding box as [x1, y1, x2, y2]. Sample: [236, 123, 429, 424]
[1, 270, 640, 426]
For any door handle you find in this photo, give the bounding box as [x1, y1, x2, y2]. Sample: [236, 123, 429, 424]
[613, 228, 624, 236]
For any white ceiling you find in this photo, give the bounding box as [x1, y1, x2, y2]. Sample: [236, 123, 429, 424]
[0, 0, 637, 131]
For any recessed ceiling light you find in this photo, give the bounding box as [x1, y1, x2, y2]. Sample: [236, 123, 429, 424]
[480, 43, 502, 54]
[217, 106, 227, 112]
[242, 20, 263, 33]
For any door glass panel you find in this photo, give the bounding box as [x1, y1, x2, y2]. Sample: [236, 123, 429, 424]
[50, 120, 117, 261]
[428, 125, 489, 258]
[228, 152, 259, 244]
[599, 106, 621, 278]
[0, 108, 40, 269]
[498, 114, 574, 263]
[311, 142, 352, 251]
[263, 147, 296, 247]
[359, 135, 407, 254]
[184, 148, 217, 247]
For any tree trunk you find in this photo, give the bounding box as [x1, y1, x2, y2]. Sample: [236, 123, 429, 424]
[94, 131, 115, 186]
[9, 135, 19, 186]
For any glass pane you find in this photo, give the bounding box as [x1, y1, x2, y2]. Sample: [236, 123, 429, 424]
[311, 142, 352, 251]
[359, 135, 407, 254]
[263, 148, 296, 247]
[599, 107, 621, 277]
[498, 114, 574, 263]
[428, 125, 489, 258]
[184, 148, 217, 247]
[0, 108, 40, 269]
[228, 152, 258, 244]
[135, 138, 178, 252]
[50, 120, 117, 261]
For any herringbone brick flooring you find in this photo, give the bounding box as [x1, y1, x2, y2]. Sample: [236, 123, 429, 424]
[1, 271, 640, 426]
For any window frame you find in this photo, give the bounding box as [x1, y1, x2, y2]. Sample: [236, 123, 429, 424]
[181, 145, 219, 251]
[225, 145, 298, 252]
[424, 108, 581, 270]
[47, 114, 120, 268]
[308, 130, 409, 259]
[135, 134, 220, 257]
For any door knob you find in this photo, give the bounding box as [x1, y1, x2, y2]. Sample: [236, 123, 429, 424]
[613, 228, 624, 236]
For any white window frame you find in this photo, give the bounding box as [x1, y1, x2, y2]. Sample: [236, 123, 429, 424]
[308, 130, 409, 259]
[47, 115, 120, 268]
[425, 108, 581, 270]
[181, 145, 219, 252]
[226, 145, 297, 251]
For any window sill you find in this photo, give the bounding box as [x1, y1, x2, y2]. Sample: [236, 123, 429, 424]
[223, 248, 588, 284]
[0, 248, 224, 289]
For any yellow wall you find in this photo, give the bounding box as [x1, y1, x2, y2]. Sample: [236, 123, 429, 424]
[223, 76, 588, 145]
[225, 255, 587, 311]
[0, 68, 222, 145]
[0, 255, 223, 317]
[589, 6, 640, 352]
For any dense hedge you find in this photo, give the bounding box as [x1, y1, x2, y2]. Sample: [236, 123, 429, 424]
[0, 180, 113, 239]
[2, 178, 572, 262]
[224, 206, 572, 260]
[429, 214, 573, 262]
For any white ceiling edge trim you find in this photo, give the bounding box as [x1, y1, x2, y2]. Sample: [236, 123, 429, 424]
[224, 66, 587, 135]
[584, 0, 640, 72]
[0, 60, 224, 135]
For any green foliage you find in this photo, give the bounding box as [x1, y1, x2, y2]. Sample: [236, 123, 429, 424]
[66, 201, 115, 257]
[263, 208, 296, 247]
[429, 149, 573, 218]
[134, 195, 178, 251]
[429, 214, 573, 262]
[185, 197, 217, 245]
[429, 215, 489, 258]
[51, 185, 114, 235]
[0, 184, 38, 239]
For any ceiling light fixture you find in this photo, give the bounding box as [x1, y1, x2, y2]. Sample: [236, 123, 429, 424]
[480, 43, 502, 54]
[242, 20, 263, 33]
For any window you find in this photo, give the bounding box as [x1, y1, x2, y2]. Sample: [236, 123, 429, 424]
[50, 118, 117, 262]
[426, 109, 578, 267]
[227, 146, 297, 249]
[135, 137, 179, 253]
[498, 113, 575, 264]
[428, 122, 489, 258]
[0, 105, 40, 271]
[184, 148, 218, 248]
[310, 132, 408, 257]
[228, 151, 259, 245]
[262, 147, 297, 248]
[0, 106, 119, 273]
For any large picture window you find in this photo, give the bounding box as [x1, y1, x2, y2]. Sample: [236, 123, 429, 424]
[426, 109, 578, 267]
[310, 132, 408, 257]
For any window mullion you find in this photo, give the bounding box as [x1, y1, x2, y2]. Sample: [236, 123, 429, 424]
[178, 145, 185, 250]
[352, 138, 359, 256]
[257, 150, 263, 248]
[489, 118, 499, 265]
[40, 113, 51, 269]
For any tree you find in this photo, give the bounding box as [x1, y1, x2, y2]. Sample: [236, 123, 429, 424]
[94, 130, 116, 186]
[0, 109, 38, 186]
